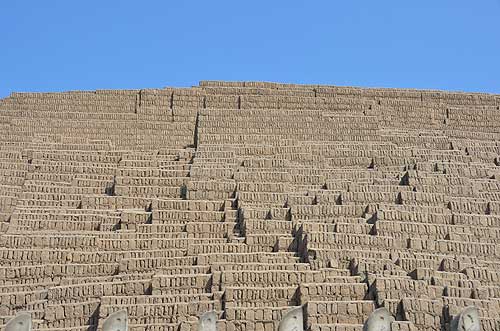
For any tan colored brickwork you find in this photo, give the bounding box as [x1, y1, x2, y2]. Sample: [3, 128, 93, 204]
[0, 81, 499, 330]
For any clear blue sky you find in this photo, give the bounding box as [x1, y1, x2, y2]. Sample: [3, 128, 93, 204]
[1, 1, 499, 98]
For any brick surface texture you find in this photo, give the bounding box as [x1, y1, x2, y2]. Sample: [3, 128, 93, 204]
[0, 81, 499, 331]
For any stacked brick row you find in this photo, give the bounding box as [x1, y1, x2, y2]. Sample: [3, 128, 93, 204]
[0, 81, 499, 330]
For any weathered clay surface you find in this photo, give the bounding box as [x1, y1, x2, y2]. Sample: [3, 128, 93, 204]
[0, 81, 499, 330]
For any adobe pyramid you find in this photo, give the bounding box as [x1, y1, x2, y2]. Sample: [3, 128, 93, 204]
[0, 81, 499, 330]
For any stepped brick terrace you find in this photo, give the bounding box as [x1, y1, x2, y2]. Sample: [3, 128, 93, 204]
[0, 81, 499, 331]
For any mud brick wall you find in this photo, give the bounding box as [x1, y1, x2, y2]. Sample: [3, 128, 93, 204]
[0, 81, 499, 330]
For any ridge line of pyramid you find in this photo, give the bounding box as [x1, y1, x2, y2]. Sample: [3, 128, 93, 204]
[1, 80, 498, 99]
